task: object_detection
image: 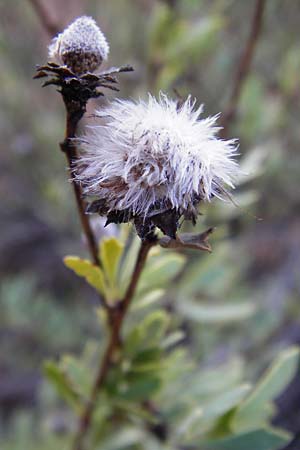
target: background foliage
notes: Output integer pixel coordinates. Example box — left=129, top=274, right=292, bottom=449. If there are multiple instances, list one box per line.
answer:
left=1, top=0, right=300, bottom=449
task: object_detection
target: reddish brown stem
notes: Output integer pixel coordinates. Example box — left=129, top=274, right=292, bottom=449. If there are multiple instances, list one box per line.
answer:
left=220, top=0, right=267, bottom=138
left=28, top=0, right=61, bottom=37
left=60, top=114, right=100, bottom=268
left=72, top=239, right=155, bottom=450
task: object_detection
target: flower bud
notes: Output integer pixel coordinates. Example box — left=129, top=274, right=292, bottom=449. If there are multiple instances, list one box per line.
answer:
left=48, top=16, right=109, bottom=74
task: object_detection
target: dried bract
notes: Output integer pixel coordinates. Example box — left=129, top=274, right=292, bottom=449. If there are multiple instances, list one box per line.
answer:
left=34, top=64, right=133, bottom=125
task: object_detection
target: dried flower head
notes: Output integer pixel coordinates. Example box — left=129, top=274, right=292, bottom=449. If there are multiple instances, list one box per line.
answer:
left=48, top=16, right=109, bottom=74
left=76, top=94, right=239, bottom=239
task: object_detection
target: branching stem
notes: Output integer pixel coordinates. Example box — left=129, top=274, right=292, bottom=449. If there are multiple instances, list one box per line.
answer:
left=72, top=239, right=155, bottom=450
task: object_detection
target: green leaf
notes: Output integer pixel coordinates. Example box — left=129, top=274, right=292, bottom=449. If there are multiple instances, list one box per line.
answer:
left=43, top=361, right=80, bottom=411
left=156, top=61, right=184, bottom=90
left=232, top=347, right=300, bottom=432
left=117, top=375, right=161, bottom=401
left=131, top=347, right=163, bottom=373
left=174, top=408, right=203, bottom=441
left=177, top=300, right=255, bottom=324
left=61, top=354, right=92, bottom=397
left=133, top=289, right=165, bottom=310
left=161, top=330, right=185, bottom=349
left=125, top=310, right=170, bottom=356
left=64, top=256, right=106, bottom=296
left=137, top=252, right=185, bottom=295
left=165, top=16, right=223, bottom=65
left=132, top=347, right=162, bottom=365
left=140, top=310, right=170, bottom=347
left=201, top=427, right=291, bottom=450
left=100, top=237, right=123, bottom=287
left=180, top=358, right=244, bottom=402
left=148, top=3, right=181, bottom=57
left=178, top=244, right=238, bottom=298
left=202, top=385, right=251, bottom=422
left=99, top=427, right=143, bottom=450
left=181, top=385, right=251, bottom=441
left=149, top=9, right=223, bottom=89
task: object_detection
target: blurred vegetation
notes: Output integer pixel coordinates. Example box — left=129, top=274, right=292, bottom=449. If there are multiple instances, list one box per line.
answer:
left=1, top=0, right=300, bottom=449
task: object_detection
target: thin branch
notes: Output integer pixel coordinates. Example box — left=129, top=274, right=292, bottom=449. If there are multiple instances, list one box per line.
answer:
left=60, top=115, right=100, bottom=268
left=220, top=0, right=267, bottom=138
left=31, top=4, right=160, bottom=445
left=34, top=67, right=134, bottom=301
left=34, top=66, right=106, bottom=272
left=72, top=239, right=155, bottom=450
left=28, top=0, right=61, bottom=37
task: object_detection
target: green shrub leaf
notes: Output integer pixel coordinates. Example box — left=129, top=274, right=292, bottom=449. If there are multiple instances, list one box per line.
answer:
left=43, top=361, right=81, bottom=411
left=64, top=256, right=106, bottom=296
left=202, top=427, right=291, bottom=450
left=99, top=237, right=123, bottom=287
left=177, top=300, right=255, bottom=324
left=231, top=347, right=300, bottom=432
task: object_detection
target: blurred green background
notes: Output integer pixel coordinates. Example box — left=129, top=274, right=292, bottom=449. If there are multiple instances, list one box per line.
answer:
left=1, top=0, right=300, bottom=449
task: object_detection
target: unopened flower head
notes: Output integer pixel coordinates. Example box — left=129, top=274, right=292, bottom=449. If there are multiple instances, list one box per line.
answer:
left=76, top=94, right=239, bottom=237
left=48, top=16, right=109, bottom=74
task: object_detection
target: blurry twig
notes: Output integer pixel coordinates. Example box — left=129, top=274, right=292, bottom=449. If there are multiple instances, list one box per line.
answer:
left=29, top=0, right=61, bottom=37
left=220, top=0, right=267, bottom=138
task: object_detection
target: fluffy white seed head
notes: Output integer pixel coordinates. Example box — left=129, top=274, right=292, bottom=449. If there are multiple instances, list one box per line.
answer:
left=76, top=94, right=239, bottom=221
left=48, top=16, right=109, bottom=74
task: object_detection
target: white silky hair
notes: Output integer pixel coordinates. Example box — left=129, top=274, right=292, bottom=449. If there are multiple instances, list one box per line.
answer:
left=48, top=16, right=109, bottom=65
left=76, top=94, right=239, bottom=217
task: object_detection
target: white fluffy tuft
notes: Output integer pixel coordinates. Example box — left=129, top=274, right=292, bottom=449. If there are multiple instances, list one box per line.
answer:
left=48, top=16, right=109, bottom=73
left=76, top=93, right=239, bottom=217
